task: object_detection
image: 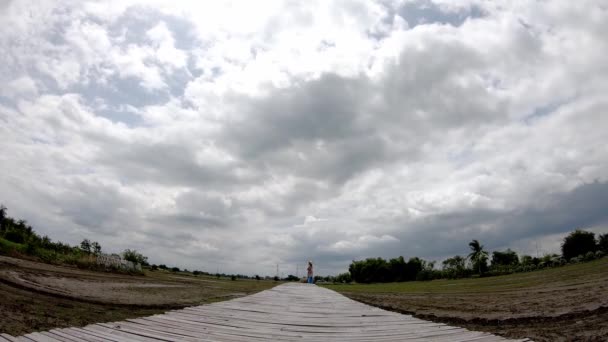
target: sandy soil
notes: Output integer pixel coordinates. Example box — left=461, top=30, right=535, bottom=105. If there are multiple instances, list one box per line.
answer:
left=0, top=255, right=275, bottom=335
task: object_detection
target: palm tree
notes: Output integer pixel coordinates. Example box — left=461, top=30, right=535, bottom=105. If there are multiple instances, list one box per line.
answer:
left=468, top=239, right=488, bottom=275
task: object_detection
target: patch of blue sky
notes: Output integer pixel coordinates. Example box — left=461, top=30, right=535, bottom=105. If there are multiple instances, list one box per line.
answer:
left=523, top=97, right=574, bottom=125
left=397, top=0, right=485, bottom=28
left=108, top=6, right=200, bottom=51
left=94, top=106, right=143, bottom=128
left=68, top=76, right=168, bottom=127
left=447, top=144, right=476, bottom=169
left=369, top=0, right=485, bottom=40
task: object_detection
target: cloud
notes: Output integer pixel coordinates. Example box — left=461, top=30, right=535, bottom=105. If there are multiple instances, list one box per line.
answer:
left=0, top=0, right=607, bottom=275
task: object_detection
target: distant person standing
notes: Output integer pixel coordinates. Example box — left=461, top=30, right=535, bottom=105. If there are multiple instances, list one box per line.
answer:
left=307, top=260, right=314, bottom=284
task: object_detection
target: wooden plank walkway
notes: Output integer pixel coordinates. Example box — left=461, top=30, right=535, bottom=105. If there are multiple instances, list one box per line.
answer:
left=7, top=283, right=532, bottom=341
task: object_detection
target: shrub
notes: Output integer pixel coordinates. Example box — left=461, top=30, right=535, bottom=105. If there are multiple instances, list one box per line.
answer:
left=4, top=230, right=25, bottom=244
left=0, top=237, right=25, bottom=255
left=415, top=269, right=437, bottom=281
left=562, top=229, right=597, bottom=260
left=570, top=256, right=583, bottom=264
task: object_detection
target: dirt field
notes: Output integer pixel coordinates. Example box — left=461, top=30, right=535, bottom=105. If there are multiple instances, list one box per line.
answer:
left=0, top=255, right=276, bottom=335
left=325, top=257, right=608, bottom=342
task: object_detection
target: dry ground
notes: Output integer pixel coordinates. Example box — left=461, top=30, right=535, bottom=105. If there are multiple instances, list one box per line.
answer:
left=325, top=257, right=608, bottom=342
left=0, top=255, right=276, bottom=335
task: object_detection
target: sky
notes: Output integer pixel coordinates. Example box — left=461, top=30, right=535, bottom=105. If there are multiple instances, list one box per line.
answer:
left=1, top=0, right=607, bottom=277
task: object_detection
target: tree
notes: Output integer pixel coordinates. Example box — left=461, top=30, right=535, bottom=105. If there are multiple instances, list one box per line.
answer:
left=0, top=205, right=6, bottom=230
left=122, top=249, right=149, bottom=265
left=442, top=255, right=467, bottom=278
left=468, top=239, right=489, bottom=275
left=285, top=275, right=299, bottom=281
left=388, top=256, right=407, bottom=282
left=491, top=249, right=519, bottom=266
left=80, top=239, right=91, bottom=253
left=598, top=233, right=608, bottom=254
left=91, top=241, right=102, bottom=256
left=561, top=229, right=597, bottom=260
left=335, top=272, right=352, bottom=283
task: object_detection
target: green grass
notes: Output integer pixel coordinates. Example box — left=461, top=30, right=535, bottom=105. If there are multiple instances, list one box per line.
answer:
left=0, top=237, right=26, bottom=254
left=323, top=257, right=608, bottom=294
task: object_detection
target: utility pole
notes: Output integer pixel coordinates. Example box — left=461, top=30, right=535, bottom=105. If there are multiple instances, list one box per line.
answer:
left=276, top=264, right=279, bottom=278
left=296, top=264, right=299, bottom=278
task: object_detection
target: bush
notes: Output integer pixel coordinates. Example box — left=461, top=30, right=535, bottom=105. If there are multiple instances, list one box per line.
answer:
left=415, top=269, right=437, bottom=281
left=4, top=230, right=25, bottom=244
left=34, top=248, right=59, bottom=264
left=570, top=256, right=583, bottom=264
left=584, top=251, right=596, bottom=261
left=0, top=237, right=25, bottom=255
left=335, top=272, right=352, bottom=283
left=562, top=229, right=597, bottom=260
left=122, top=249, right=148, bottom=266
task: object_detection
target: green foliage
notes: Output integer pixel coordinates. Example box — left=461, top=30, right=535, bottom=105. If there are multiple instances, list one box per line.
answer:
left=335, top=272, right=352, bottom=283
left=468, top=239, right=489, bottom=275
left=491, top=249, right=519, bottom=266
left=442, top=255, right=469, bottom=279
left=0, top=237, right=26, bottom=255
left=562, top=229, right=597, bottom=260
left=598, top=233, right=608, bottom=253
left=171, top=267, right=180, bottom=272
left=0, top=205, right=143, bottom=275
left=91, top=241, right=102, bottom=255
left=80, top=239, right=91, bottom=253
left=348, top=256, right=434, bottom=283
left=122, top=249, right=149, bottom=265
left=5, top=230, right=26, bottom=244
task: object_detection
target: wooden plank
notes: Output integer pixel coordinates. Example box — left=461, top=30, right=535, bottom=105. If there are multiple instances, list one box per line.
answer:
left=19, top=333, right=60, bottom=342
left=55, top=328, right=119, bottom=342
left=37, top=332, right=75, bottom=342
left=0, top=335, right=18, bottom=342
left=9, top=283, right=532, bottom=341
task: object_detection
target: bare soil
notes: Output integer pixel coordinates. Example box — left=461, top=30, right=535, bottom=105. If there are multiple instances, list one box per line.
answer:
left=0, top=255, right=275, bottom=336
left=336, top=259, right=608, bottom=341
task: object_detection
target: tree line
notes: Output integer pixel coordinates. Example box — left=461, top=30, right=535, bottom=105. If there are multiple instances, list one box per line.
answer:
left=0, top=205, right=259, bottom=280
left=0, top=205, right=148, bottom=273
left=344, top=230, right=608, bottom=283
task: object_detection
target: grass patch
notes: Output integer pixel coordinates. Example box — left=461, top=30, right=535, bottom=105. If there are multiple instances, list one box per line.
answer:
left=323, top=256, right=608, bottom=294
